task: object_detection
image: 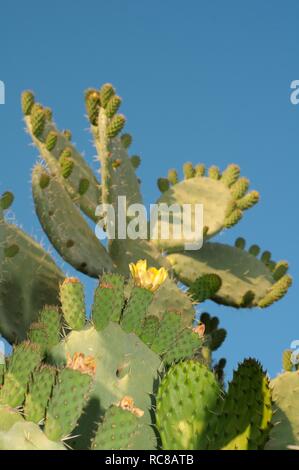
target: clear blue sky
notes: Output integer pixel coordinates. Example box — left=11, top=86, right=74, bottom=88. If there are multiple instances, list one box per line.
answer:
left=0, top=0, right=298, bottom=380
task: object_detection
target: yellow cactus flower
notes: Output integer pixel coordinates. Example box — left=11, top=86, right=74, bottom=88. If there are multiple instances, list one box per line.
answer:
left=129, top=259, right=168, bottom=292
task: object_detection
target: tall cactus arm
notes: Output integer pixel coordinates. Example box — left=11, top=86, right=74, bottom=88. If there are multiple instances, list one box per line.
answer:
left=167, top=239, right=292, bottom=308
left=22, top=91, right=100, bottom=222
left=32, top=165, right=114, bottom=278
left=0, top=216, right=64, bottom=343
left=86, top=85, right=167, bottom=275
left=153, top=163, right=259, bottom=252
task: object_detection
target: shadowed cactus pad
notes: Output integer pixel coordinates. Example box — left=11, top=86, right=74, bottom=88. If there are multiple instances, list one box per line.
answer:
left=0, top=219, right=64, bottom=343
left=208, top=358, right=272, bottom=450
left=168, top=241, right=292, bottom=308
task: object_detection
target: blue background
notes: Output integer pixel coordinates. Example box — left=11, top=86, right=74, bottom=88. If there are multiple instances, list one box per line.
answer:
left=0, top=0, right=298, bottom=380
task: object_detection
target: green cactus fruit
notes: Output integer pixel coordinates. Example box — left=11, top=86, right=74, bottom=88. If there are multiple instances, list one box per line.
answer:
left=200, top=312, right=227, bottom=351
left=157, top=177, right=170, bottom=192
left=208, top=358, right=272, bottom=450
left=167, top=168, right=178, bottom=185
left=156, top=360, right=221, bottom=450
left=230, top=177, right=250, bottom=199
left=59, top=148, right=74, bottom=179
left=0, top=191, right=14, bottom=210
left=208, top=165, right=220, bottom=180
left=168, top=241, right=292, bottom=308
left=85, top=89, right=101, bottom=125
left=266, top=371, right=299, bottom=450
left=45, top=363, right=95, bottom=442
left=91, top=404, right=150, bottom=450
left=78, top=178, right=90, bottom=195
left=261, top=250, right=271, bottom=264
left=273, top=261, right=289, bottom=281
left=235, top=237, right=246, bottom=249
left=249, top=244, right=260, bottom=256
left=224, top=208, right=243, bottom=228
left=151, top=311, right=182, bottom=354
left=106, top=114, right=126, bottom=138
left=24, top=365, right=56, bottom=424
left=31, top=106, right=46, bottom=138
left=106, top=95, right=122, bottom=118
left=0, top=342, right=42, bottom=408
left=258, top=275, right=292, bottom=308
left=32, top=165, right=113, bottom=277
left=4, top=244, right=19, bottom=258
left=121, top=133, right=132, bottom=148
left=188, top=274, right=222, bottom=303
left=50, top=322, right=161, bottom=449
left=210, top=328, right=227, bottom=351
left=267, top=260, right=276, bottom=272
left=282, top=349, right=293, bottom=372
left=183, top=162, right=195, bottom=179
left=162, top=329, right=202, bottom=365
left=0, top=220, right=64, bottom=343
left=237, top=190, right=260, bottom=210
left=221, top=164, right=240, bottom=187
left=60, top=278, right=86, bottom=331
left=44, top=107, right=53, bottom=121
left=21, top=90, right=35, bottom=115
left=0, top=421, right=65, bottom=450
left=139, top=315, right=160, bottom=346
left=195, top=163, right=205, bottom=177
left=121, top=287, right=153, bottom=335
left=130, top=155, right=141, bottom=169
left=100, top=83, right=115, bottom=108
left=39, top=171, right=50, bottom=189
left=45, top=130, right=58, bottom=151
left=92, top=274, right=125, bottom=330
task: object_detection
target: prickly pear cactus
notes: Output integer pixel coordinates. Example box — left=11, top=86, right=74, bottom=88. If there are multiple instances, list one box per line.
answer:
left=168, top=240, right=292, bottom=308
left=0, top=83, right=294, bottom=451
